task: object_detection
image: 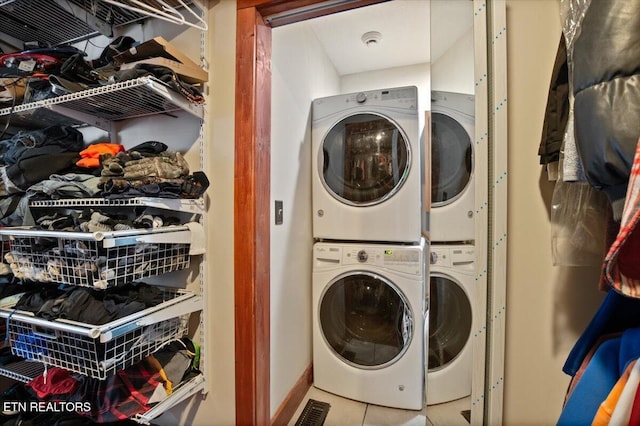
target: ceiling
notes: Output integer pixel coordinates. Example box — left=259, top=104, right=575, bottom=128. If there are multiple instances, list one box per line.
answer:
left=298, top=0, right=473, bottom=76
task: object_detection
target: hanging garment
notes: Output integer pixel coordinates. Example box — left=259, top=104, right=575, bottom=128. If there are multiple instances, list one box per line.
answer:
left=563, top=290, right=640, bottom=376
left=558, top=328, right=640, bottom=425
left=565, top=333, right=621, bottom=405
left=539, top=35, right=569, bottom=166
left=628, top=381, right=640, bottom=424
left=592, top=359, right=636, bottom=425
left=608, top=358, right=640, bottom=425
left=559, top=336, right=625, bottom=426
left=570, top=0, right=640, bottom=220
left=603, top=138, right=640, bottom=297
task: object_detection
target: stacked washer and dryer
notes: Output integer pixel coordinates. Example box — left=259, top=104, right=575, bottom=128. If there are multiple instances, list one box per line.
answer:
left=311, top=86, right=427, bottom=410
left=427, top=90, right=477, bottom=405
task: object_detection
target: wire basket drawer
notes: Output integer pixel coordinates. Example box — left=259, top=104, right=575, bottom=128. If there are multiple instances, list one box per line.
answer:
left=1, top=227, right=193, bottom=289
left=2, top=289, right=201, bottom=380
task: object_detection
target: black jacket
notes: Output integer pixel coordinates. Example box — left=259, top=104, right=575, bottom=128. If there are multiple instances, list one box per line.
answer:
left=539, top=35, right=569, bottom=166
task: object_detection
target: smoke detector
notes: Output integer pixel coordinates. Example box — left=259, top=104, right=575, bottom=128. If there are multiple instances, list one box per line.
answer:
left=361, top=31, right=382, bottom=47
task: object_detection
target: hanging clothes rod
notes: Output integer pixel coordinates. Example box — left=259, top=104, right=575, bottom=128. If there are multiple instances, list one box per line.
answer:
left=101, top=0, right=208, bottom=31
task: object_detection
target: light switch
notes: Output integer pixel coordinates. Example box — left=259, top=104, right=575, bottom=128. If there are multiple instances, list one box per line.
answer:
left=275, top=200, right=283, bottom=225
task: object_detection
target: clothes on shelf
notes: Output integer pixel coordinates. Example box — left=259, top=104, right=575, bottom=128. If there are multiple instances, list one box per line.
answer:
left=0, top=7, right=207, bottom=424
left=0, top=36, right=205, bottom=107
left=4, top=233, right=190, bottom=287
left=10, top=282, right=165, bottom=325
left=0, top=125, right=209, bottom=228
left=0, top=338, right=199, bottom=425
left=33, top=209, right=180, bottom=232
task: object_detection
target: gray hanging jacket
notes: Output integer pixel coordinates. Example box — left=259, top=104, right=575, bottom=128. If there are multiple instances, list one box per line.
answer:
left=572, top=0, right=640, bottom=219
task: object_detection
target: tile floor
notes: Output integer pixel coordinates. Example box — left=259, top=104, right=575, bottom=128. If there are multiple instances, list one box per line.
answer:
left=289, top=386, right=471, bottom=426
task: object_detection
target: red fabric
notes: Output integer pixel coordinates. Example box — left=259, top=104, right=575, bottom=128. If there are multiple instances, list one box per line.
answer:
left=618, top=226, right=640, bottom=280
left=27, top=367, right=79, bottom=399
left=72, top=356, right=164, bottom=422
left=29, top=357, right=164, bottom=422
left=76, top=143, right=124, bottom=168
left=628, top=379, right=640, bottom=425
left=604, top=137, right=640, bottom=297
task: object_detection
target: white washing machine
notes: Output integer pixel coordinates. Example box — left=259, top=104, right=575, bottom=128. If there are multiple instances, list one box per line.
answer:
left=312, top=86, right=422, bottom=243
left=426, top=244, right=476, bottom=405
left=312, top=239, right=427, bottom=410
left=430, top=91, right=475, bottom=243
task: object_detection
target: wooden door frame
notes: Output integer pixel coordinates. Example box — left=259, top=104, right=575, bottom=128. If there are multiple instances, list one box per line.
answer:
left=234, top=1, right=388, bottom=424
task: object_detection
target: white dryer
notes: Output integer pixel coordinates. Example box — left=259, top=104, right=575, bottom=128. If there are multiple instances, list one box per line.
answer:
left=312, top=239, right=427, bottom=410
left=430, top=91, right=475, bottom=243
left=312, top=86, right=422, bottom=243
left=426, top=244, right=476, bottom=405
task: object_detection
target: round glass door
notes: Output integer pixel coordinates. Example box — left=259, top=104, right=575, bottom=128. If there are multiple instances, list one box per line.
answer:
left=319, top=272, right=413, bottom=369
left=428, top=274, right=472, bottom=371
left=431, top=112, right=472, bottom=205
left=321, top=113, right=410, bottom=206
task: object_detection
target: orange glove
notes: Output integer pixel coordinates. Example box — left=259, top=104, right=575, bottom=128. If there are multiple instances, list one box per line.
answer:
left=76, top=143, right=125, bottom=168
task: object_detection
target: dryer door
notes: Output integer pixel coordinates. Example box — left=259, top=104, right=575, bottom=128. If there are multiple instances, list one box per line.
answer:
left=321, top=113, right=410, bottom=206
left=319, top=272, right=413, bottom=369
left=431, top=112, right=473, bottom=206
left=428, top=273, right=472, bottom=371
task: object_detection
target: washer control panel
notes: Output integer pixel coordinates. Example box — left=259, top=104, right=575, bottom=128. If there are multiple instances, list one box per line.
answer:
left=430, top=246, right=475, bottom=271
left=314, top=243, right=426, bottom=276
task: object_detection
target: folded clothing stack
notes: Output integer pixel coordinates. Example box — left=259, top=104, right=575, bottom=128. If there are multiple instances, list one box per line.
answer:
left=97, top=141, right=209, bottom=199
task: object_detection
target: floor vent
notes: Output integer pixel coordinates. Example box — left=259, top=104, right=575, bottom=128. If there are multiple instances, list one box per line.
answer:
left=295, top=399, right=331, bottom=426
left=461, top=409, right=471, bottom=423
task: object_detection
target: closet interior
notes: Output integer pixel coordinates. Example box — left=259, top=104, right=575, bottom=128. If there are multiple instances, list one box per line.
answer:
left=0, top=1, right=208, bottom=423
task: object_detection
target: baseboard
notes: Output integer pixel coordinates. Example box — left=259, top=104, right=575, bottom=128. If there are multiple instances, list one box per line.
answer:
left=271, top=363, right=313, bottom=426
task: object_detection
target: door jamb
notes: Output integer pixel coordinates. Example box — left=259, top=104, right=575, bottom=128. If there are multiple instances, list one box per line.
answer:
left=234, top=1, right=388, bottom=424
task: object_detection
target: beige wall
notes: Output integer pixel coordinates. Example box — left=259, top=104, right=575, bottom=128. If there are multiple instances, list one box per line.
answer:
left=195, top=1, right=237, bottom=424
left=504, top=1, right=606, bottom=424
left=155, top=1, right=237, bottom=425
left=270, top=22, right=340, bottom=416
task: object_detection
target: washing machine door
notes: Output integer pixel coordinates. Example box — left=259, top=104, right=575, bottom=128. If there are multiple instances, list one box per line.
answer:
left=431, top=112, right=473, bottom=206
left=321, top=113, right=410, bottom=206
left=319, top=272, right=413, bottom=369
left=428, top=274, right=472, bottom=371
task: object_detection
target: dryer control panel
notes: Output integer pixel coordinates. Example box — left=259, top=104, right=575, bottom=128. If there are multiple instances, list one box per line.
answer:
left=312, top=86, right=418, bottom=118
